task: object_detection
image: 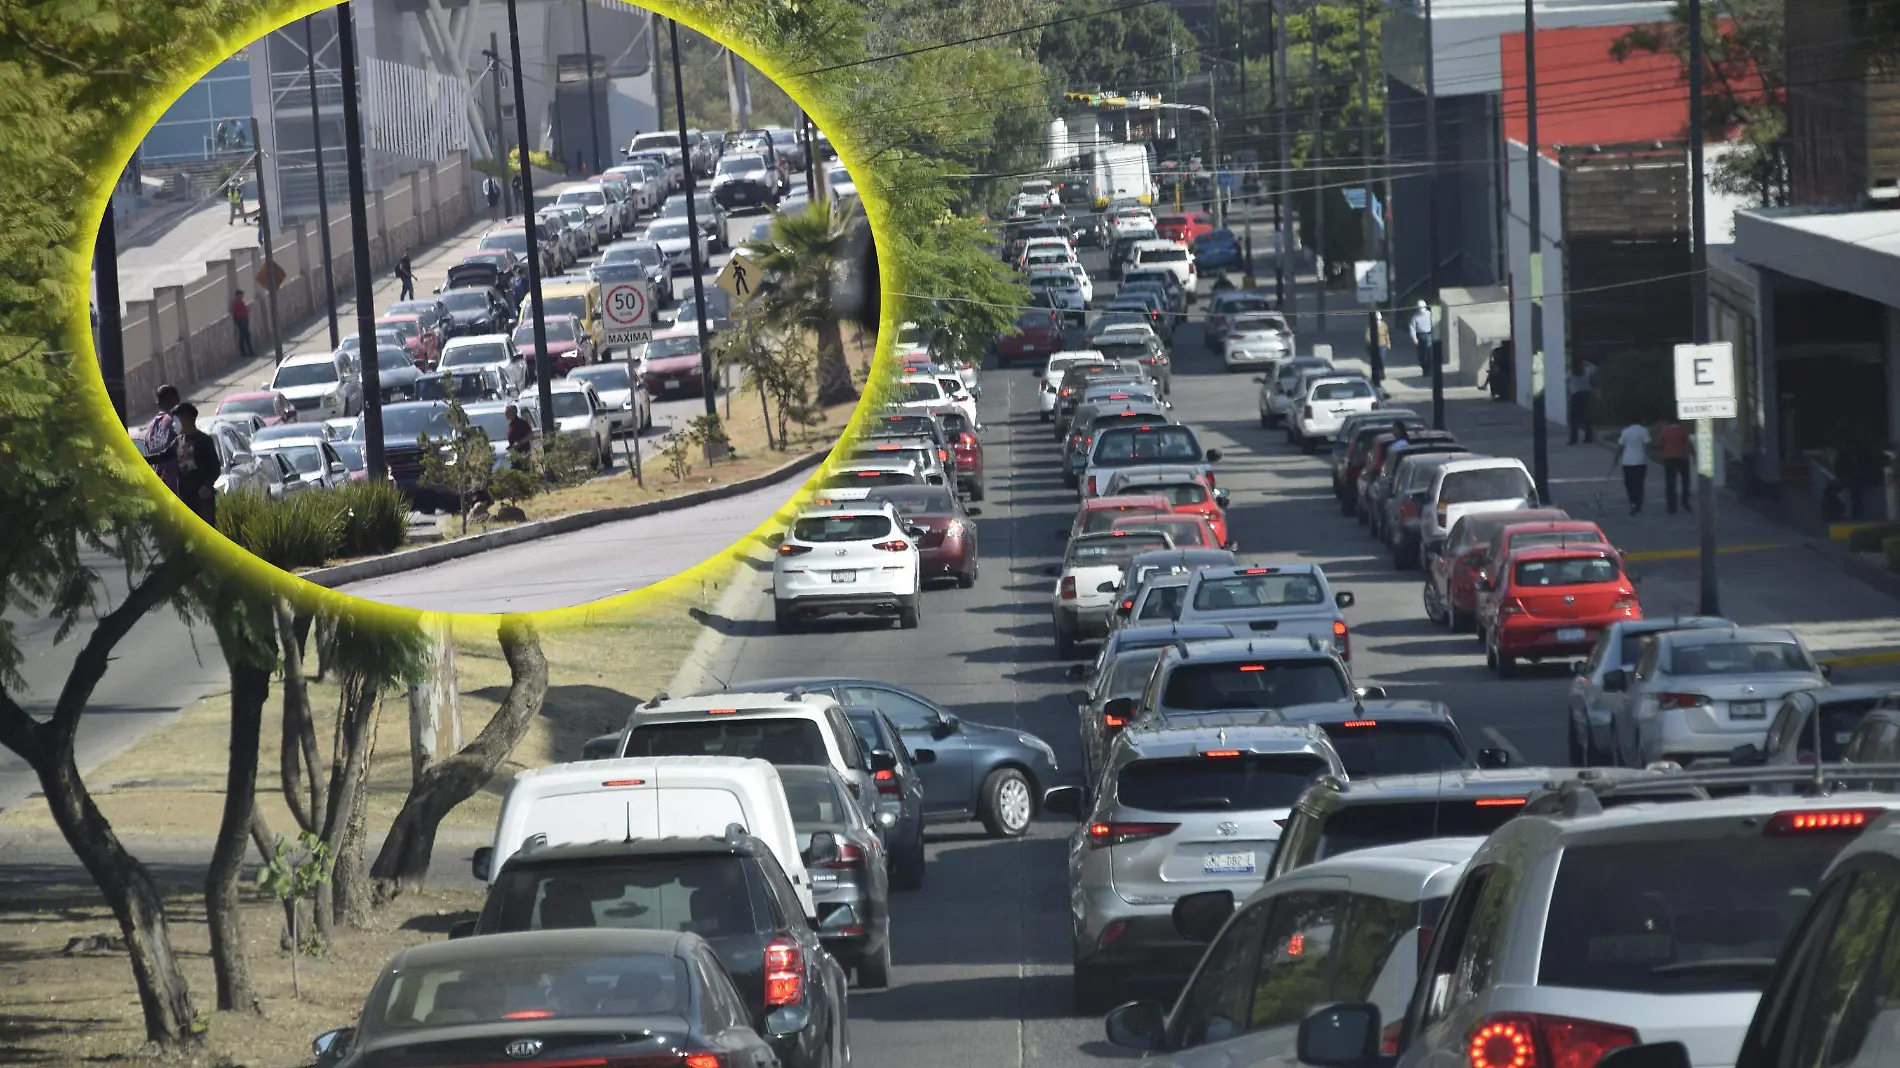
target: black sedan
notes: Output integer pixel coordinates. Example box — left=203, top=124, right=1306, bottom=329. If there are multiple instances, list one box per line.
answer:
left=312, top=928, right=790, bottom=1067
left=436, top=284, right=515, bottom=336
left=699, top=677, right=1060, bottom=838
left=842, top=705, right=929, bottom=890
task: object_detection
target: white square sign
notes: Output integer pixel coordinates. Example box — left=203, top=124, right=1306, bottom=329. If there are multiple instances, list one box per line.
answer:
left=1674, top=342, right=1736, bottom=420
left=1354, top=260, right=1388, bottom=305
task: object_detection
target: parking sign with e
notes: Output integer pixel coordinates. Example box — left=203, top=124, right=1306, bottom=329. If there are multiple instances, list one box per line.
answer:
left=1673, top=342, right=1736, bottom=420
left=603, top=280, right=652, bottom=348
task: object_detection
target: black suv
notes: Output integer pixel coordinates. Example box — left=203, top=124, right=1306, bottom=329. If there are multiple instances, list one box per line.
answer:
left=457, top=830, right=851, bottom=1068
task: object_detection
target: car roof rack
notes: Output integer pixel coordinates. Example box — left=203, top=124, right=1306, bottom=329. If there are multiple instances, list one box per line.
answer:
left=642, top=692, right=668, bottom=709
left=1529, top=762, right=1900, bottom=807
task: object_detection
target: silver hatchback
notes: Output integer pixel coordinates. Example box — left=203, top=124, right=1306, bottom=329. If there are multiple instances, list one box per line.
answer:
left=1043, top=717, right=1346, bottom=1013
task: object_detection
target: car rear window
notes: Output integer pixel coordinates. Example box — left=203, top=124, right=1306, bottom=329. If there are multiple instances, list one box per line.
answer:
left=1512, top=556, right=1621, bottom=586
left=370, top=950, right=693, bottom=1028
left=1670, top=641, right=1814, bottom=676
left=824, top=470, right=919, bottom=487
left=486, top=856, right=758, bottom=937
left=891, top=381, right=944, bottom=404
left=1107, top=648, right=1165, bottom=695
left=1538, top=836, right=1850, bottom=993
left=1139, top=248, right=1189, bottom=263
left=1122, top=481, right=1209, bottom=506
left=1070, top=534, right=1173, bottom=566
left=622, top=718, right=831, bottom=766
left=1093, top=426, right=1202, bottom=465
left=1193, top=573, right=1325, bottom=610
left=1804, top=701, right=1882, bottom=760
left=1095, top=342, right=1151, bottom=363
left=793, top=514, right=894, bottom=542
left=1161, top=660, right=1352, bottom=710
left=1082, top=506, right=1167, bottom=535
left=1121, top=516, right=1210, bottom=546
left=1316, top=798, right=1529, bottom=860
left=1118, top=754, right=1330, bottom=812
left=1219, top=298, right=1273, bottom=316
left=1508, top=530, right=1605, bottom=554
left=1312, top=380, right=1374, bottom=401
left=1136, top=585, right=1187, bottom=621
left=1317, top=722, right=1470, bottom=778
left=1440, top=468, right=1535, bottom=504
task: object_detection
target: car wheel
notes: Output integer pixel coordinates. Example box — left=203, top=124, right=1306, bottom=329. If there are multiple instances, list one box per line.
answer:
left=1300, top=435, right=1318, bottom=455
left=1392, top=538, right=1416, bottom=571
left=1447, top=602, right=1472, bottom=633
left=957, top=562, right=977, bottom=589
left=1072, top=962, right=1123, bottom=1015
left=897, top=593, right=921, bottom=630
left=1259, top=406, right=1271, bottom=429
left=773, top=600, right=799, bottom=633
left=1339, top=491, right=1356, bottom=517
left=979, top=767, right=1034, bottom=837
left=891, top=828, right=926, bottom=891
left=1494, top=636, right=1518, bottom=678
left=1422, top=581, right=1446, bottom=624
left=1039, top=410, right=1051, bottom=422
left=856, top=937, right=892, bottom=990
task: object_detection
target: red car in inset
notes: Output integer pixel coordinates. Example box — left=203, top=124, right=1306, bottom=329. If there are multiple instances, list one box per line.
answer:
left=215, top=390, right=298, bottom=426
left=996, top=308, right=1064, bottom=367
left=1110, top=512, right=1222, bottom=550
left=1067, top=493, right=1173, bottom=543
left=931, top=406, right=986, bottom=502
left=1425, top=507, right=1570, bottom=632
left=1155, top=211, right=1216, bottom=246
left=512, top=314, right=591, bottom=377
left=1476, top=544, right=1642, bottom=677
left=377, top=314, right=439, bottom=369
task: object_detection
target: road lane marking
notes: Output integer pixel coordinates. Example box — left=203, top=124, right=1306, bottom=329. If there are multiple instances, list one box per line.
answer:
left=1819, top=649, right=1900, bottom=670
left=1620, top=542, right=1786, bottom=563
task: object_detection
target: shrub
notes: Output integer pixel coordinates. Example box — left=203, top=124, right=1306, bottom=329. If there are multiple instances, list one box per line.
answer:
left=216, top=489, right=342, bottom=570
left=1883, top=535, right=1900, bottom=572
left=332, top=480, right=408, bottom=557
left=1593, top=349, right=1676, bottom=428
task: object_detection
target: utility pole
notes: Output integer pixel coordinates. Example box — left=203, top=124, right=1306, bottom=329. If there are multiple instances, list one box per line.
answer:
left=303, top=15, right=340, bottom=349
left=668, top=17, right=722, bottom=431
left=336, top=0, right=385, bottom=480
left=249, top=116, right=286, bottom=366
left=1310, top=0, right=1326, bottom=333
left=578, top=0, right=604, bottom=174
left=802, top=112, right=817, bottom=202
left=1689, top=0, right=1719, bottom=613
left=94, top=204, right=127, bottom=422
left=489, top=32, right=513, bottom=218
left=1237, top=0, right=1256, bottom=286
left=505, top=0, right=557, bottom=439
left=1425, top=0, right=1444, bottom=426
left=1358, top=0, right=1373, bottom=270
left=1275, top=0, right=1291, bottom=312
left=1525, top=0, right=1549, bottom=500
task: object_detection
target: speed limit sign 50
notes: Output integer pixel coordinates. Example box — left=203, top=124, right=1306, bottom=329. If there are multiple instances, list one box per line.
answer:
left=603, top=280, right=652, bottom=347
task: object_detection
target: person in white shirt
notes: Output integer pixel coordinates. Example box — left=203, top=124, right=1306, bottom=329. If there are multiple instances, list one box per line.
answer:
left=1409, top=300, right=1434, bottom=373
left=1609, top=420, right=1653, bottom=516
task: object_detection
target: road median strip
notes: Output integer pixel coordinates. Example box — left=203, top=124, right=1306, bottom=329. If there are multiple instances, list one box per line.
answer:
left=1621, top=542, right=1788, bottom=563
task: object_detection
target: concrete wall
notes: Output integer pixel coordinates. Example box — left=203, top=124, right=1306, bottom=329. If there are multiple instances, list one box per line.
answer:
left=121, top=151, right=475, bottom=416
left=1505, top=140, right=1567, bottom=416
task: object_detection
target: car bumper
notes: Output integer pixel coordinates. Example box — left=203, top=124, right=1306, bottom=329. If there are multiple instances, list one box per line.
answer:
left=1495, top=619, right=1617, bottom=658
left=643, top=370, right=704, bottom=396
left=1224, top=349, right=1284, bottom=365
left=1074, top=885, right=1206, bottom=972
left=1056, top=603, right=1113, bottom=638
left=1650, top=710, right=1772, bottom=762
left=920, top=541, right=975, bottom=577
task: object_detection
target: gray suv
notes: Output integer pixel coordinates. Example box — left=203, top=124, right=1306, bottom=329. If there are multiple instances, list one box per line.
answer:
left=1044, top=716, right=1346, bottom=1013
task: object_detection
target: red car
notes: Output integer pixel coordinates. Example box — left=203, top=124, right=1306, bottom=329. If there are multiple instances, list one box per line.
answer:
left=376, top=314, right=439, bottom=369
left=1155, top=211, right=1216, bottom=245
left=931, top=406, right=986, bottom=501
left=996, top=308, right=1064, bottom=367
left=513, top=314, right=591, bottom=377
left=215, top=390, right=298, bottom=426
left=1109, top=471, right=1232, bottom=550
left=1068, top=493, right=1173, bottom=543
left=1476, top=544, right=1642, bottom=677
left=642, top=329, right=706, bottom=397
left=1425, top=507, right=1570, bottom=632
left=1110, top=512, right=1222, bottom=550
left=869, top=484, right=979, bottom=588
left=1475, top=519, right=1615, bottom=585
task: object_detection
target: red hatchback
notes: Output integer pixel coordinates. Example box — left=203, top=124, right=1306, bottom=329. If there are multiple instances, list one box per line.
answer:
left=1110, top=512, right=1222, bottom=550
left=932, top=407, right=986, bottom=501
left=215, top=390, right=298, bottom=427
left=377, top=314, right=440, bottom=369
left=866, top=484, right=979, bottom=588
left=997, top=308, right=1065, bottom=367
left=1067, top=493, right=1173, bottom=543
left=1477, top=545, right=1642, bottom=677
left=1107, top=471, right=1231, bottom=550
left=1155, top=211, right=1216, bottom=245
left=1425, top=507, right=1571, bottom=632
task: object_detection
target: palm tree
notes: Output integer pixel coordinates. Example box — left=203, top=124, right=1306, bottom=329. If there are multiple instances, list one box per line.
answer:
left=743, top=202, right=859, bottom=407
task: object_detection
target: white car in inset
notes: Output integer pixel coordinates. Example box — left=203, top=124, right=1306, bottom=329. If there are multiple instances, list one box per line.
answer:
left=1047, top=529, right=1177, bottom=658
left=543, top=378, right=615, bottom=470
left=565, top=362, right=650, bottom=435
left=264, top=351, right=360, bottom=421
left=773, top=501, right=923, bottom=631
left=1292, top=374, right=1382, bottom=451
left=1223, top=312, right=1294, bottom=371
left=905, top=373, right=976, bottom=428
left=1038, top=350, right=1107, bottom=421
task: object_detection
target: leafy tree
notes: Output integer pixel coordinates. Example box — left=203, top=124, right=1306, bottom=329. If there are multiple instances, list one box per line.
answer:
left=744, top=202, right=859, bottom=406
left=1037, top=0, right=1201, bottom=96
left=416, top=392, right=498, bottom=536
left=255, top=832, right=330, bottom=999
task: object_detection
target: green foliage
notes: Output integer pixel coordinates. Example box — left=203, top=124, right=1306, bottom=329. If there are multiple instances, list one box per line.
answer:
left=214, top=482, right=407, bottom=569
left=1594, top=350, right=1678, bottom=428
left=472, top=148, right=562, bottom=178
left=417, top=393, right=497, bottom=535
left=1037, top=0, right=1201, bottom=97
left=722, top=305, right=820, bottom=449
left=536, top=426, right=595, bottom=488
left=661, top=426, right=697, bottom=482
left=256, top=831, right=331, bottom=994
left=1850, top=524, right=1900, bottom=552
left=742, top=201, right=858, bottom=405
left=332, top=480, right=409, bottom=556
left=655, top=23, right=801, bottom=134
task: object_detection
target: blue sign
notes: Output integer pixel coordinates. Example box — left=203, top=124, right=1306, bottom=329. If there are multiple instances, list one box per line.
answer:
left=1218, top=170, right=1239, bottom=189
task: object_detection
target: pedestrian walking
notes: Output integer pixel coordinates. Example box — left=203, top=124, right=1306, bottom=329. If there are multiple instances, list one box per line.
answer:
left=1566, top=359, right=1598, bottom=444
left=505, top=404, right=533, bottom=457
left=143, top=384, right=183, bottom=492
left=227, top=181, right=244, bottom=225
left=1659, top=419, right=1694, bottom=514
left=231, top=288, right=255, bottom=361
left=512, top=172, right=526, bottom=210
left=1408, top=300, right=1434, bottom=374
left=1610, top=419, right=1653, bottom=516
left=172, top=402, right=221, bottom=524
left=1365, top=310, right=1389, bottom=387
left=395, top=250, right=415, bottom=301
left=483, top=174, right=502, bottom=221
left=1482, top=340, right=1514, bottom=401
left=511, top=271, right=530, bottom=312
left=1847, top=437, right=1885, bottom=521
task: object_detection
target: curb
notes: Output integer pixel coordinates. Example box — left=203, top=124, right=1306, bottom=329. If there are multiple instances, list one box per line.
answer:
left=300, top=446, right=832, bottom=589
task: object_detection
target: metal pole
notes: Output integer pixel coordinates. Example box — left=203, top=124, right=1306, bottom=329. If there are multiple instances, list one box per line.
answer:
left=1275, top=0, right=1291, bottom=311
left=1211, top=114, right=1223, bottom=230
left=94, top=203, right=127, bottom=422
left=668, top=18, right=720, bottom=425
left=1525, top=0, right=1549, bottom=500
left=1238, top=0, right=1255, bottom=285
left=490, top=32, right=513, bottom=218
left=801, top=110, right=817, bottom=202
left=1425, top=0, right=1444, bottom=426
left=580, top=0, right=604, bottom=174
left=336, top=0, right=386, bottom=480
left=250, top=117, right=287, bottom=367
left=1689, top=0, right=1719, bottom=613
left=1309, top=0, right=1326, bottom=335
left=304, top=15, right=340, bottom=350
left=506, top=0, right=557, bottom=441
left=1358, top=0, right=1372, bottom=266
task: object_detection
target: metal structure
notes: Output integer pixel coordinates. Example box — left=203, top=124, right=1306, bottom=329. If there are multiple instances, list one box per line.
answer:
left=337, top=0, right=387, bottom=480
left=667, top=16, right=719, bottom=423
left=505, top=0, right=558, bottom=439
left=302, top=14, right=341, bottom=350
left=1525, top=0, right=1549, bottom=501
left=1689, top=0, right=1719, bottom=614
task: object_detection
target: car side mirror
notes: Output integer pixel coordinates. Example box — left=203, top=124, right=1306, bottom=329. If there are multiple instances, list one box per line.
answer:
left=1172, top=889, right=1236, bottom=943
left=804, top=831, right=839, bottom=865
left=329, top=462, right=346, bottom=475
left=471, top=846, right=493, bottom=882
left=912, top=748, right=937, bottom=765
left=1103, top=696, right=1136, bottom=723
left=1097, top=580, right=1120, bottom=593
left=1730, top=742, right=1764, bottom=766
left=312, top=1028, right=355, bottom=1063
left=1573, top=660, right=1589, bottom=676
left=1335, top=591, right=1355, bottom=609
left=1296, top=1004, right=1383, bottom=1068
left=1821, top=663, right=1835, bottom=680
left=965, top=506, right=983, bottom=516
left=905, top=524, right=929, bottom=539
left=1355, top=685, right=1387, bottom=700
left=932, top=715, right=960, bottom=739
left=1596, top=1044, right=1693, bottom=1068
left=447, top=918, right=477, bottom=940
left=1105, top=1001, right=1168, bottom=1051
left=1042, top=784, right=1085, bottom=819
left=1602, top=669, right=1629, bottom=693
left=1206, top=448, right=1223, bottom=462
left=228, top=451, right=253, bottom=469
left=870, top=750, right=898, bottom=774
left=1477, top=747, right=1513, bottom=768
left=765, top=1005, right=809, bottom=1038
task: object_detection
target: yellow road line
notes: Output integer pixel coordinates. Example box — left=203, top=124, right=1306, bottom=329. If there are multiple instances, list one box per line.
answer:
left=1621, top=542, right=1787, bottom=563
left=1819, top=649, right=1900, bottom=670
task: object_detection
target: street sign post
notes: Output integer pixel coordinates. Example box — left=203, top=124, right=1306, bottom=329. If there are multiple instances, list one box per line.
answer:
left=715, top=255, right=755, bottom=302
left=1673, top=342, right=1736, bottom=419
left=603, top=279, right=652, bottom=349
left=1354, top=260, right=1387, bottom=305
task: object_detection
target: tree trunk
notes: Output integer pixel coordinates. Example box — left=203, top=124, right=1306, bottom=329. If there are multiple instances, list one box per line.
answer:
left=276, top=602, right=324, bottom=836
left=756, top=376, right=777, bottom=450
left=332, top=683, right=382, bottom=928
left=814, top=316, right=856, bottom=407
left=372, top=617, right=549, bottom=894
left=206, top=659, right=268, bottom=1013
left=322, top=674, right=382, bottom=929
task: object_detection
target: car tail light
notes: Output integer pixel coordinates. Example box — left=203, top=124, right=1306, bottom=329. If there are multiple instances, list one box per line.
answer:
left=938, top=448, right=950, bottom=463
left=1611, top=596, right=1638, bottom=610
left=959, top=432, right=978, bottom=447
left=875, top=769, right=901, bottom=797
left=1655, top=692, right=1709, bottom=709
left=1765, top=808, right=1885, bottom=835
left=1341, top=720, right=1377, bottom=728
left=818, top=842, right=866, bottom=869
left=779, top=543, right=812, bottom=556
left=872, top=540, right=909, bottom=552
left=1104, top=709, right=1129, bottom=729
left=682, top=1056, right=727, bottom=1068
left=1060, top=576, right=1077, bottom=600
left=1333, top=619, right=1349, bottom=659
left=1087, top=475, right=1097, bottom=495
left=764, top=939, right=803, bottom=1006
left=1303, top=404, right=1314, bottom=420
left=944, top=520, right=965, bottom=538
left=1119, top=599, right=1135, bottom=612
left=1085, top=821, right=1178, bottom=847
left=1466, top=1014, right=1639, bottom=1068
left=1203, top=749, right=1242, bottom=757
left=1400, top=498, right=1420, bottom=520
left=1435, top=504, right=1448, bottom=527
left=1499, top=598, right=1526, bottom=616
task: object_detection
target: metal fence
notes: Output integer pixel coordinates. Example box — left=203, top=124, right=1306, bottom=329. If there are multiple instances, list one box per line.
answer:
left=364, top=56, right=469, bottom=163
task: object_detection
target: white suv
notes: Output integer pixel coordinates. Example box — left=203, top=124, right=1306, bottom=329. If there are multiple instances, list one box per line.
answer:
left=774, top=502, right=924, bottom=631
left=1131, top=239, right=1198, bottom=301
left=1292, top=374, right=1381, bottom=452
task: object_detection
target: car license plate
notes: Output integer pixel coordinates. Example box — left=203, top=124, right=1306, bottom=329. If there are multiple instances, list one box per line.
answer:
left=1203, top=851, right=1255, bottom=875
left=665, top=379, right=681, bottom=389
left=831, top=570, right=856, bottom=583
left=1730, top=701, right=1765, bottom=719
left=1556, top=627, right=1586, bottom=642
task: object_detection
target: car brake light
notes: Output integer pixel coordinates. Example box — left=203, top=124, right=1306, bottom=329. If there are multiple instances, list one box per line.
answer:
left=1765, top=808, right=1885, bottom=835
left=1655, top=692, right=1709, bottom=709
left=876, top=770, right=902, bottom=797
left=1436, top=504, right=1448, bottom=526
left=706, top=708, right=738, bottom=715
left=1119, top=599, right=1135, bottom=612
left=1060, top=576, right=1077, bottom=599
left=1303, top=404, right=1314, bottom=420
left=1341, top=720, right=1377, bottom=728
left=1105, top=710, right=1129, bottom=729
left=1467, top=1014, right=1639, bottom=1068
left=1203, top=749, right=1242, bottom=757
left=1611, top=596, right=1638, bottom=610
left=1383, top=1020, right=1405, bottom=1055
left=819, top=842, right=866, bottom=869
left=1333, top=619, right=1349, bottom=659
left=1474, top=797, right=1527, bottom=807
left=1239, top=567, right=1279, bottom=575
left=872, top=540, right=909, bottom=552
left=684, top=1055, right=727, bottom=1068
left=778, top=542, right=811, bottom=559
left=600, top=779, right=647, bottom=787
left=959, top=432, right=978, bottom=447
left=1087, top=476, right=1097, bottom=495
left=764, top=938, right=803, bottom=1006
left=1085, top=821, right=1178, bottom=847
left=1499, top=598, right=1527, bottom=616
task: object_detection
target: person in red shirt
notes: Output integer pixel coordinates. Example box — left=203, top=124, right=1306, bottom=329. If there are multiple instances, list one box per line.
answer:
left=1659, top=420, right=1693, bottom=514
left=231, top=289, right=255, bottom=361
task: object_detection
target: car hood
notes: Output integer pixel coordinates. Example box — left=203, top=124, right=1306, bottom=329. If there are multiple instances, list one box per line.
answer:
left=593, top=387, right=634, bottom=407
left=647, top=354, right=702, bottom=374
left=379, top=365, right=421, bottom=385
left=554, top=414, right=595, bottom=433
left=273, top=382, right=339, bottom=399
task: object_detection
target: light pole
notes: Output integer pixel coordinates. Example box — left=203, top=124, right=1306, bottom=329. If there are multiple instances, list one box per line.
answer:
left=1275, top=0, right=1291, bottom=313
left=1425, top=0, right=1444, bottom=426
left=1310, top=0, right=1326, bottom=332
left=489, top=32, right=512, bottom=218
left=504, top=0, right=557, bottom=439
left=94, top=203, right=127, bottom=422
left=303, top=14, right=340, bottom=350
left=667, top=17, right=721, bottom=426
left=336, top=0, right=385, bottom=480
left=1237, top=0, right=1255, bottom=285
left=249, top=116, right=286, bottom=366
left=578, top=0, right=604, bottom=173
left=1689, top=0, right=1719, bottom=613
left=1525, top=0, right=1549, bottom=500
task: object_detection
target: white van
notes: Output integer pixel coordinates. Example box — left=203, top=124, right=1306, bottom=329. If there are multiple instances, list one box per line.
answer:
left=477, top=754, right=817, bottom=917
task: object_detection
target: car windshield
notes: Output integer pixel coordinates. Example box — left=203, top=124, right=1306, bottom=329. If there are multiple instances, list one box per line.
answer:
left=1139, top=248, right=1189, bottom=263
left=380, top=321, right=418, bottom=340
left=1318, top=722, right=1469, bottom=777
left=1095, top=342, right=1151, bottom=363
left=1017, top=311, right=1055, bottom=330
left=537, top=296, right=589, bottom=321
left=1808, top=701, right=1882, bottom=760
left=440, top=290, right=492, bottom=310
left=720, top=157, right=765, bottom=175
left=479, top=231, right=528, bottom=254
left=782, top=775, right=854, bottom=827
left=367, top=950, right=692, bottom=1029
left=1069, top=534, right=1171, bottom=567
left=551, top=393, right=594, bottom=419
left=1441, top=468, right=1536, bottom=504
left=377, top=350, right=412, bottom=372
left=1125, top=517, right=1210, bottom=546
left=865, top=488, right=957, bottom=516
left=1093, top=426, right=1202, bottom=465
left=602, top=245, right=663, bottom=266
left=1234, top=315, right=1286, bottom=333
left=793, top=514, right=895, bottom=542
left=1136, top=584, right=1188, bottom=620
left=379, top=406, right=453, bottom=437
left=1118, top=755, right=1330, bottom=812
left=571, top=365, right=630, bottom=391
left=647, top=336, right=700, bottom=359
left=461, top=411, right=512, bottom=439
left=1513, top=556, right=1621, bottom=586
left=590, top=265, right=648, bottom=286
left=442, top=344, right=510, bottom=367
left=1538, top=836, right=1850, bottom=994
left=891, top=381, right=944, bottom=404
left=870, top=415, right=939, bottom=439
left=1081, top=506, right=1166, bottom=536
left=1193, top=573, right=1326, bottom=610
left=261, top=444, right=326, bottom=474
left=516, top=320, right=577, bottom=344
left=650, top=223, right=690, bottom=241
left=332, top=442, right=365, bottom=470
left=219, top=396, right=278, bottom=417
left=1161, top=660, right=1351, bottom=710
left=1315, top=799, right=1527, bottom=861
left=824, top=470, right=919, bottom=487
left=622, top=719, right=830, bottom=766
left=1312, top=380, right=1374, bottom=401
left=417, top=374, right=493, bottom=401
left=559, top=189, right=605, bottom=207
left=1670, top=641, right=1815, bottom=676
left=852, top=446, right=930, bottom=469
left=271, top=362, right=338, bottom=388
